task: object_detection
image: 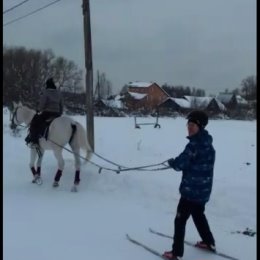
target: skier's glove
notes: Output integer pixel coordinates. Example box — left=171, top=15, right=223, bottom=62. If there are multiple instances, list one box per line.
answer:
left=168, top=158, right=175, bottom=168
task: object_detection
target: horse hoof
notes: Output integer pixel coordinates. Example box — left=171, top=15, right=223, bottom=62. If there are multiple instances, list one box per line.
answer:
left=53, top=181, right=59, bottom=187
left=35, top=177, right=43, bottom=185
left=32, top=175, right=42, bottom=185
left=71, top=185, right=78, bottom=192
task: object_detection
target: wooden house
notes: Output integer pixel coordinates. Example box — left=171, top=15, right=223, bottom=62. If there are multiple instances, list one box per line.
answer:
left=123, top=81, right=170, bottom=110
left=158, top=97, right=190, bottom=113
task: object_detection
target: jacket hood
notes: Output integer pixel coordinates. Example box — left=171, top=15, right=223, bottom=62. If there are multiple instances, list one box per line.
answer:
left=187, top=129, right=213, bottom=145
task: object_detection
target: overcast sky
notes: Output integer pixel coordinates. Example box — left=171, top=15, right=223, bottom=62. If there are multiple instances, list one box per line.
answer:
left=3, top=0, right=256, bottom=95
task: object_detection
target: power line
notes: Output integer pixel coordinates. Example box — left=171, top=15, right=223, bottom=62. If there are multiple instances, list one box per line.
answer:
left=3, top=0, right=30, bottom=14
left=3, top=0, right=62, bottom=27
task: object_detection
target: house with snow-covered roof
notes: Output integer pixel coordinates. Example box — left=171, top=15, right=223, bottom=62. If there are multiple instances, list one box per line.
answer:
left=183, top=95, right=226, bottom=112
left=158, top=97, right=190, bottom=113
left=158, top=95, right=226, bottom=114
left=216, top=93, right=248, bottom=110
left=94, top=98, right=126, bottom=116
left=123, top=81, right=170, bottom=110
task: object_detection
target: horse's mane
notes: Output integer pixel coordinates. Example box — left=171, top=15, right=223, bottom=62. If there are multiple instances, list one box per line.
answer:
left=18, top=105, right=36, bottom=122
left=22, top=105, right=35, bottom=114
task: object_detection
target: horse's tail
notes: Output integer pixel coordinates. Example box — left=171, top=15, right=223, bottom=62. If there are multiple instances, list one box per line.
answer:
left=73, top=122, right=93, bottom=162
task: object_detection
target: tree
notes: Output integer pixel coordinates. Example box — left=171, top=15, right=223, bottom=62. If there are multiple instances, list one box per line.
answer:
left=94, top=70, right=113, bottom=99
left=161, top=84, right=204, bottom=98
left=119, top=84, right=129, bottom=95
left=52, top=56, right=83, bottom=93
left=232, top=88, right=241, bottom=95
left=193, top=88, right=205, bottom=97
left=240, top=75, right=256, bottom=100
left=3, top=46, right=83, bottom=107
left=161, top=84, right=175, bottom=96
left=224, top=88, right=229, bottom=93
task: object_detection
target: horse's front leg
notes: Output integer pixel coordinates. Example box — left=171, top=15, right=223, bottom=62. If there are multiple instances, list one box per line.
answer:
left=29, top=148, right=39, bottom=182
left=52, top=149, right=65, bottom=188
left=30, top=148, right=43, bottom=185
left=34, top=148, right=44, bottom=185
left=36, top=148, right=44, bottom=174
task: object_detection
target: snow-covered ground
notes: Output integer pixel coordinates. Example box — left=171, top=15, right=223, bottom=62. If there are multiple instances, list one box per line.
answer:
left=3, top=108, right=256, bottom=260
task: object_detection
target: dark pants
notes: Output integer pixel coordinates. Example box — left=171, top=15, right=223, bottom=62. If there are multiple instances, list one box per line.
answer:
left=172, top=197, right=215, bottom=257
left=26, top=111, right=60, bottom=144
left=38, top=111, right=61, bottom=122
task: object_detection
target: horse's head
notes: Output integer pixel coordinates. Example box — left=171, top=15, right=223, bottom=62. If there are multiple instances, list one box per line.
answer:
left=9, top=101, right=32, bottom=130
left=10, top=102, right=22, bottom=130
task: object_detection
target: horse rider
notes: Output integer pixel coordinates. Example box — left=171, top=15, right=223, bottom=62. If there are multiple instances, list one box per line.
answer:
left=25, top=78, right=64, bottom=147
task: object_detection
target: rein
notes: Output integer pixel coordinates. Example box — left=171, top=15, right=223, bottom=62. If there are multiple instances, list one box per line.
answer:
left=47, top=138, right=170, bottom=174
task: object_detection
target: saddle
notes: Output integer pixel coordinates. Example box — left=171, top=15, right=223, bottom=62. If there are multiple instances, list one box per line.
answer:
left=25, top=114, right=59, bottom=146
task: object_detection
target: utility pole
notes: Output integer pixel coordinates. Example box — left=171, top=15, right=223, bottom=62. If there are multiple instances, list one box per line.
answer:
left=94, top=70, right=101, bottom=101
left=82, top=0, right=94, bottom=151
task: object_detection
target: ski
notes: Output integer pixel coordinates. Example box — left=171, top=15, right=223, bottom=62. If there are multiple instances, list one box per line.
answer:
left=149, top=228, right=239, bottom=260
left=126, top=234, right=167, bottom=259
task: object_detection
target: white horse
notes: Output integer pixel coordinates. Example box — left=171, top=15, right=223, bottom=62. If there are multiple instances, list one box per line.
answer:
left=10, top=101, right=92, bottom=192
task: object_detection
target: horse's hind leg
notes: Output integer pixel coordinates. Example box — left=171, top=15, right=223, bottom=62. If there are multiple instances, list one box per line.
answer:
left=70, top=145, right=81, bottom=192
left=52, top=149, right=65, bottom=187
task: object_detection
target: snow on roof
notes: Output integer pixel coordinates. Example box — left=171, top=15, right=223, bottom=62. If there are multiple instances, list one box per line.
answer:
left=213, top=98, right=226, bottom=111
left=236, top=95, right=248, bottom=104
left=114, top=94, right=122, bottom=100
left=181, top=96, right=226, bottom=110
left=171, top=98, right=191, bottom=108
left=216, top=93, right=248, bottom=105
left=102, top=99, right=124, bottom=109
left=159, top=97, right=191, bottom=108
left=127, top=81, right=170, bottom=97
left=216, top=93, right=233, bottom=103
left=128, top=91, right=147, bottom=100
left=183, top=96, right=213, bottom=107
left=128, top=81, right=153, bottom=88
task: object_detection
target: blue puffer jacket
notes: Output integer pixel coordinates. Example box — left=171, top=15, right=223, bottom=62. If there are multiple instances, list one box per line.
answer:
left=168, top=129, right=215, bottom=204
